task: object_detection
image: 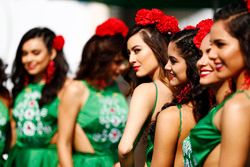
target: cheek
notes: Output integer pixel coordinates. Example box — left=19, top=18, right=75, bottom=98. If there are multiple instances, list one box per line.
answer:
left=21, top=56, right=27, bottom=64
left=177, top=66, right=187, bottom=81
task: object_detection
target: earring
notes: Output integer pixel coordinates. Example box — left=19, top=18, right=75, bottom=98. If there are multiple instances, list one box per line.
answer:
left=176, top=83, right=192, bottom=103
left=242, top=70, right=250, bottom=89
left=45, top=60, right=55, bottom=84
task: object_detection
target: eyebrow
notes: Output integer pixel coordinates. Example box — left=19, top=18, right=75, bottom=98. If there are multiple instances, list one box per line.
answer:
left=131, top=45, right=140, bottom=51
left=211, top=38, right=225, bottom=43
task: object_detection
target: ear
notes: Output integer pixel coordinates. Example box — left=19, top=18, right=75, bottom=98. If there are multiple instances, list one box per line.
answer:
left=50, top=48, right=57, bottom=60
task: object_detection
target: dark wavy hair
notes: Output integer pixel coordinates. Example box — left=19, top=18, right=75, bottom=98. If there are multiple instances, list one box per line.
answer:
left=75, top=34, right=126, bottom=86
left=123, top=24, right=171, bottom=92
left=162, top=29, right=213, bottom=122
left=0, top=59, right=10, bottom=100
left=214, top=1, right=250, bottom=70
left=11, top=27, right=69, bottom=107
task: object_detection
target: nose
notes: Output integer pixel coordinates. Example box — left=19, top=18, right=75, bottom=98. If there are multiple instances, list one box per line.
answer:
left=165, top=60, right=171, bottom=71
left=129, top=53, right=136, bottom=65
left=22, top=54, right=33, bottom=63
left=197, top=54, right=207, bottom=67
left=208, top=46, right=218, bottom=60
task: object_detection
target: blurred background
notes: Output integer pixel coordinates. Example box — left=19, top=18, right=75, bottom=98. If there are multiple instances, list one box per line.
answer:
left=0, top=0, right=234, bottom=78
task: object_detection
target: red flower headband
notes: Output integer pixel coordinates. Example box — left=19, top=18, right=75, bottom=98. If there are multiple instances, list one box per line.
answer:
left=247, top=0, right=250, bottom=12
left=183, top=25, right=196, bottom=30
left=53, top=35, right=65, bottom=51
left=95, top=18, right=128, bottom=38
left=193, top=19, right=213, bottom=48
left=135, top=8, right=180, bottom=34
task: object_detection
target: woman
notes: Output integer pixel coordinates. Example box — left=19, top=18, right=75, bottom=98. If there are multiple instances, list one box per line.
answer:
left=57, top=18, right=129, bottom=167
left=6, top=27, right=69, bottom=167
left=151, top=28, right=212, bottom=167
left=185, top=1, right=250, bottom=166
left=118, top=9, right=179, bottom=167
left=182, top=19, right=231, bottom=167
left=0, top=59, right=11, bottom=166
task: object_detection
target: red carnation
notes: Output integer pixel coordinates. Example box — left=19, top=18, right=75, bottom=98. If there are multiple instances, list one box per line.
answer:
left=183, top=25, right=196, bottom=30
left=156, top=15, right=180, bottom=34
left=53, top=35, right=65, bottom=51
left=150, top=8, right=165, bottom=23
left=193, top=19, right=213, bottom=48
left=247, top=0, right=250, bottom=12
left=95, top=18, right=128, bottom=38
left=135, top=9, right=154, bottom=26
left=196, top=19, right=213, bottom=30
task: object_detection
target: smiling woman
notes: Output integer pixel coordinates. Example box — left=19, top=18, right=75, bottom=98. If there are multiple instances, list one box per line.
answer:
left=6, top=27, right=70, bottom=167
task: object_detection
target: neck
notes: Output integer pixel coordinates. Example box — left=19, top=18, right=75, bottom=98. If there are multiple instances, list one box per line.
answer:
left=236, top=70, right=250, bottom=90
left=150, top=66, right=161, bottom=81
left=33, top=73, right=46, bottom=84
left=214, top=80, right=230, bottom=104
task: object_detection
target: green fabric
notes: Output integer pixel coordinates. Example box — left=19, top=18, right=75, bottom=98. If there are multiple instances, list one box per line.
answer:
left=145, top=82, right=158, bottom=167
left=6, top=83, right=59, bottom=167
left=182, top=90, right=248, bottom=167
left=0, top=100, right=9, bottom=167
left=5, top=145, right=58, bottom=167
left=74, top=80, right=128, bottom=167
left=177, top=104, right=182, bottom=138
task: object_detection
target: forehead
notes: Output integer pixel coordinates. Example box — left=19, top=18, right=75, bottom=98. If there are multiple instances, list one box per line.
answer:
left=127, top=32, right=146, bottom=48
left=200, top=34, right=211, bottom=50
left=22, top=37, right=45, bottom=50
left=168, top=42, right=178, bottom=54
left=210, top=21, right=231, bottom=40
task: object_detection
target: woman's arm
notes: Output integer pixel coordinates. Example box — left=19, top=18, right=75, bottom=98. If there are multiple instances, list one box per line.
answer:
left=118, top=83, right=157, bottom=167
left=219, top=95, right=250, bottom=167
left=151, top=106, right=180, bottom=167
left=73, top=123, right=94, bottom=153
left=9, top=109, right=16, bottom=148
left=57, top=81, right=84, bottom=167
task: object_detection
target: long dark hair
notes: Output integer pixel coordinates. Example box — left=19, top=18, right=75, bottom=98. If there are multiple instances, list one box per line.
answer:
left=11, top=27, right=69, bottom=107
left=162, top=29, right=213, bottom=122
left=75, top=34, right=126, bottom=86
left=214, top=1, right=250, bottom=70
left=123, top=24, right=171, bottom=92
left=0, top=59, right=10, bottom=100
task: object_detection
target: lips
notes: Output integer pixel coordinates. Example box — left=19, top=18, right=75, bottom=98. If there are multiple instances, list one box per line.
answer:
left=26, top=64, right=36, bottom=71
left=199, top=69, right=212, bottom=77
left=215, top=63, right=223, bottom=71
left=167, top=71, right=175, bottom=80
left=133, top=66, right=140, bottom=72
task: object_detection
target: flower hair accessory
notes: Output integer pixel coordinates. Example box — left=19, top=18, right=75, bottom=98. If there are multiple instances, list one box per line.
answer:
left=95, top=18, right=128, bottom=38
left=247, top=0, right=250, bottom=12
left=135, top=8, right=180, bottom=34
left=193, top=19, right=213, bottom=48
left=53, top=35, right=65, bottom=51
left=183, top=25, right=196, bottom=30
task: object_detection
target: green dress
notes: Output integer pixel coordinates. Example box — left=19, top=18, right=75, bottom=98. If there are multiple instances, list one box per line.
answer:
left=143, top=82, right=159, bottom=167
left=0, top=100, right=9, bottom=166
left=73, top=81, right=128, bottom=167
left=146, top=103, right=182, bottom=167
left=5, top=83, right=59, bottom=167
left=182, top=90, right=249, bottom=167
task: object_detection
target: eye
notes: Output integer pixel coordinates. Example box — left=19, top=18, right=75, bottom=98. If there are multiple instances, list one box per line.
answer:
left=214, top=41, right=225, bottom=48
left=32, top=50, right=41, bottom=55
left=22, top=51, right=28, bottom=57
left=206, top=48, right=211, bottom=54
left=169, top=56, right=177, bottom=64
left=127, top=49, right=131, bottom=56
left=133, top=48, right=140, bottom=54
